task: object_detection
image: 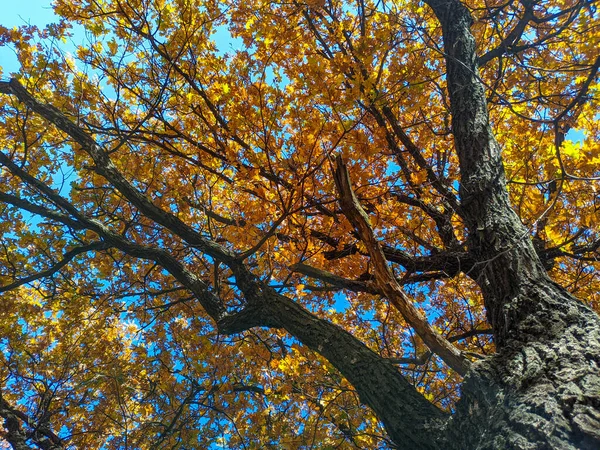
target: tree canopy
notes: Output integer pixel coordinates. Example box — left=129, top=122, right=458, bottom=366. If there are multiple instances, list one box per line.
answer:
left=0, top=0, right=598, bottom=448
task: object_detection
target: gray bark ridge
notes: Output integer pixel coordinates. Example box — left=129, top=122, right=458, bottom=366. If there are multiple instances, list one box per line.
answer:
left=424, top=0, right=600, bottom=448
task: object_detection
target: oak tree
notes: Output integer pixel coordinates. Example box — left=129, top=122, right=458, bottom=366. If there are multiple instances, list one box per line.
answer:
left=0, top=0, right=599, bottom=448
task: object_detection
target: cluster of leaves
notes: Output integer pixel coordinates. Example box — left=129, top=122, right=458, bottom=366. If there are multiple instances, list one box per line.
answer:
left=0, top=0, right=598, bottom=447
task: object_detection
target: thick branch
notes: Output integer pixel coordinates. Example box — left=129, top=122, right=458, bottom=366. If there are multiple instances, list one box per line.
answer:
left=214, top=282, right=449, bottom=448
left=316, top=236, right=472, bottom=276
left=261, top=289, right=448, bottom=448
left=0, top=79, right=235, bottom=265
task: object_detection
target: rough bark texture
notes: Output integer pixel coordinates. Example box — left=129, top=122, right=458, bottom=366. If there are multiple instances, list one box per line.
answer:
left=449, top=300, right=600, bottom=449
left=219, top=286, right=448, bottom=449
left=424, top=0, right=600, bottom=448
left=263, top=290, right=448, bottom=449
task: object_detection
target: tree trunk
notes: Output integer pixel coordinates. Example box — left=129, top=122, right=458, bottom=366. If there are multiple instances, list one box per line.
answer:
left=448, top=293, right=600, bottom=449
left=423, top=0, right=600, bottom=448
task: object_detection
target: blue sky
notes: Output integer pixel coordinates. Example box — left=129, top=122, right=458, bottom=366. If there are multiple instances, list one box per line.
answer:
left=0, top=0, right=242, bottom=74
left=1, top=0, right=56, bottom=27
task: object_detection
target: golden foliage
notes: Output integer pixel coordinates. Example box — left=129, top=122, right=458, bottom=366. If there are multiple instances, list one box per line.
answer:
left=0, top=0, right=598, bottom=447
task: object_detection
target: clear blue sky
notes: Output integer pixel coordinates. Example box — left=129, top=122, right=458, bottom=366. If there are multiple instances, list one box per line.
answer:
left=1, top=0, right=56, bottom=27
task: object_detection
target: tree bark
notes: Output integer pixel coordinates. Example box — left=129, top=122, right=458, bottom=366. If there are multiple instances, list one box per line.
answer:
left=423, top=0, right=600, bottom=448
left=218, top=286, right=448, bottom=449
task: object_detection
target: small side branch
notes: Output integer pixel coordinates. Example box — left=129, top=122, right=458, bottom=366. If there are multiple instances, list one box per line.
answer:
left=389, top=328, right=492, bottom=365
left=291, top=262, right=450, bottom=291
left=0, top=242, right=111, bottom=293
left=290, top=262, right=379, bottom=294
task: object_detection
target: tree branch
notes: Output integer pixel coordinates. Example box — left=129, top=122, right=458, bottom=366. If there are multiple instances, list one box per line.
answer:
left=291, top=262, right=452, bottom=291
left=0, top=391, right=63, bottom=450
left=290, top=262, right=379, bottom=294
left=333, top=156, right=471, bottom=376
left=389, top=328, right=492, bottom=365
left=0, top=79, right=236, bottom=265
left=0, top=242, right=111, bottom=293
left=0, top=189, right=226, bottom=321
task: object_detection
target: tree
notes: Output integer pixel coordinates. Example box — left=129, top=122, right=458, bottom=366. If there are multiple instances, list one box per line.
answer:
left=0, top=0, right=598, bottom=447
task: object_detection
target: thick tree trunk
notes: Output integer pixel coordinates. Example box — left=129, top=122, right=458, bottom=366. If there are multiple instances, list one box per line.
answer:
left=448, top=291, right=600, bottom=449
left=424, top=0, right=600, bottom=448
